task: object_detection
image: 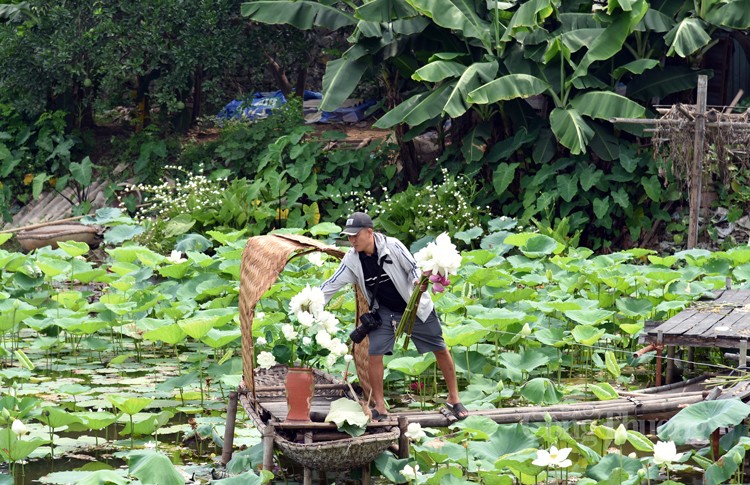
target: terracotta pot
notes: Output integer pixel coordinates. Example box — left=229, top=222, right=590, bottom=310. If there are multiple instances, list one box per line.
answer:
left=285, top=367, right=314, bottom=421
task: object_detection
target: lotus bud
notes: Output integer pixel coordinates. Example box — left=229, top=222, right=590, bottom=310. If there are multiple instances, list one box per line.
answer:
left=11, top=419, right=27, bottom=436
left=614, top=424, right=627, bottom=446
left=521, top=323, right=532, bottom=337
left=432, top=282, right=445, bottom=293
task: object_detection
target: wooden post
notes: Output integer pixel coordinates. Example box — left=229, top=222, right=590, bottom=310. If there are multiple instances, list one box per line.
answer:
left=221, top=391, right=239, bottom=465
left=740, top=339, right=748, bottom=369
left=303, top=431, right=313, bottom=485
left=361, top=463, right=372, bottom=485
left=262, top=424, right=275, bottom=471
left=655, top=331, right=663, bottom=387
left=397, top=416, right=409, bottom=459
left=666, top=346, right=675, bottom=385
left=687, top=75, right=708, bottom=249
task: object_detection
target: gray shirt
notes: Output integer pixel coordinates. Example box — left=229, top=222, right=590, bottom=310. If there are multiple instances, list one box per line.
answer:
left=321, top=232, right=434, bottom=321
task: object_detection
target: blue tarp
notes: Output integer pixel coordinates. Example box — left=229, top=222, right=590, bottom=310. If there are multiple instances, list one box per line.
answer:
left=217, top=90, right=374, bottom=124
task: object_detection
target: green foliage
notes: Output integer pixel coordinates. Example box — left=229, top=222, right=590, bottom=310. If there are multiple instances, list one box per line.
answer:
left=211, top=96, right=304, bottom=177
left=0, top=102, right=82, bottom=220
left=350, top=169, right=488, bottom=248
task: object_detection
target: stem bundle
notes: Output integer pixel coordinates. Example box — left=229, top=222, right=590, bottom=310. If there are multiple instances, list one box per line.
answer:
left=394, top=274, right=429, bottom=350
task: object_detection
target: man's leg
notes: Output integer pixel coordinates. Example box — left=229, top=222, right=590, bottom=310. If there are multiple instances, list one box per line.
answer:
left=434, top=348, right=468, bottom=418
left=369, top=354, right=387, bottom=414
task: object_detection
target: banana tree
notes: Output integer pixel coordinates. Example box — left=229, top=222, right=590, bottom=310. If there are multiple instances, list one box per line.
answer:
left=373, top=0, right=649, bottom=157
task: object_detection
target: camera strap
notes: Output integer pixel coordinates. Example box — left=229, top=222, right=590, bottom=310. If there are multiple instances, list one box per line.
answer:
left=367, top=254, right=388, bottom=307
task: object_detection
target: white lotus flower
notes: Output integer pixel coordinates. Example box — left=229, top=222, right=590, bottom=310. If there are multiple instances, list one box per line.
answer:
left=281, top=324, right=298, bottom=340
left=302, top=336, right=312, bottom=346
left=167, top=250, right=186, bottom=264
left=257, top=351, right=277, bottom=369
left=296, top=310, right=315, bottom=327
left=257, top=336, right=267, bottom=346
left=289, top=285, right=325, bottom=317
left=414, top=233, right=462, bottom=277
left=11, top=419, right=27, bottom=436
left=317, top=310, right=340, bottom=333
left=344, top=355, right=353, bottom=362
left=306, top=252, right=325, bottom=267
left=533, top=446, right=572, bottom=468
left=405, top=423, right=426, bottom=441
left=401, top=464, right=422, bottom=481
left=653, top=441, right=683, bottom=466
left=315, top=329, right=332, bottom=348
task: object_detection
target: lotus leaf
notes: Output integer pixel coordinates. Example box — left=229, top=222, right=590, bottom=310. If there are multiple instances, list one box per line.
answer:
left=468, top=423, right=538, bottom=469
left=38, top=469, right=130, bottom=485
left=571, top=325, right=605, bottom=346
left=0, top=428, right=47, bottom=462
left=658, top=399, right=750, bottom=444
left=324, top=398, right=368, bottom=437
left=387, top=354, right=436, bottom=376
left=704, top=436, right=750, bottom=485
left=213, top=470, right=271, bottom=484
left=589, top=382, right=619, bottom=400
left=57, top=241, right=90, bottom=258
left=107, top=396, right=154, bottom=416
left=443, top=321, right=490, bottom=348
left=128, top=450, right=184, bottom=485
left=37, top=406, right=83, bottom=429
left=586, top=453, right=642, bottom=484
left=521, top=378, right=562, bottom=404
left=564, top=308, right=614, bottom=325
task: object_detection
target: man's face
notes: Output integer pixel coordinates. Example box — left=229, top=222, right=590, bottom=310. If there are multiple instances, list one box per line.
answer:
left=347, top=228, right=373, bottom=253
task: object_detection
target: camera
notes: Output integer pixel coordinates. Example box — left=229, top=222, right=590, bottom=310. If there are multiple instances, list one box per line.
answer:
left=349, top=311, right=382, bottom=343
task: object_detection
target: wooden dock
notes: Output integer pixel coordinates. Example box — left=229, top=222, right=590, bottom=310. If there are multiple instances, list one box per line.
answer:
left=645, top=289, right=750, bottom=348
left=643, top=289, right=750, bottom=385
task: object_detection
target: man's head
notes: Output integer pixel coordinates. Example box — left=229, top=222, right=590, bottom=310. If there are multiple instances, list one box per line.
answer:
left=341, top=212, right=375, bottom=254
left=341, top=212, right=373, bottom=236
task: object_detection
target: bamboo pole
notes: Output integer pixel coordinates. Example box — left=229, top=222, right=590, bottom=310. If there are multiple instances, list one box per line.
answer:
left=688, top=75, right=708, bottom=248
left=0, top=215, right=86, bottom=234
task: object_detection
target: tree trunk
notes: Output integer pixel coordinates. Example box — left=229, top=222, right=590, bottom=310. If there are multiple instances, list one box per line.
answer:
left=265, top=54, right=293, bottom=96
left=383, top=67, right=419, bottom=185
left=191, top=64, right=203, bottom=125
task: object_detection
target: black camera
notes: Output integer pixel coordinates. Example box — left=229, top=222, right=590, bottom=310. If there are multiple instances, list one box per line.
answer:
left=349, top=311, right=382, bottom=343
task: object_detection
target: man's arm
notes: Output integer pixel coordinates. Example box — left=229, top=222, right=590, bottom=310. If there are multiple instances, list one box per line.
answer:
left=390, top=237, right=420, bottom=282
left=320, top=262, right=357, bottom=304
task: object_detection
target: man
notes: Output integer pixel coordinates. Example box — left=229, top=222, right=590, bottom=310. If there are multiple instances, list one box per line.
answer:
left=321, top=212, right=468, bottom=421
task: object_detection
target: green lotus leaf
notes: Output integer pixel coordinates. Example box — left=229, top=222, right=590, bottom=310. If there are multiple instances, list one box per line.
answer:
left=658, top=400, right=750, bottom=444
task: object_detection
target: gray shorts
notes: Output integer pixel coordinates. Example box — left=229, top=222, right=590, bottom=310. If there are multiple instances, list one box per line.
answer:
left=366, top=306, right=446, bottom=356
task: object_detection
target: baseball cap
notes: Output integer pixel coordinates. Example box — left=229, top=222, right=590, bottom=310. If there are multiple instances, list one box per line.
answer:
left=341, top=212, right=373, bottom=235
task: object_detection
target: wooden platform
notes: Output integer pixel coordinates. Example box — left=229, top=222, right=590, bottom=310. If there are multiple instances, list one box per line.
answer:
left=645, top=289, right=750, bottom=348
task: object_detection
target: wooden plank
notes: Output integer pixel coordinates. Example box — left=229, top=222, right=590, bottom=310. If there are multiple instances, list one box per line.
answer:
left=729, top=313, right=750, bottom=337
left=657, top=310, right=718, bottom=336
left=649, top=310, right=701, bottom=335
left=703, top=312, right=745, bottom=337
left=679, top=312, right=732, bottom=337
left=712, top=289, right=750, bottom=305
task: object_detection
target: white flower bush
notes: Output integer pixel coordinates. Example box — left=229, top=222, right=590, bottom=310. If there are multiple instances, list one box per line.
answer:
left=257, top=351, right=277, bottom=370
left=267, top=285, right=350, bottom=369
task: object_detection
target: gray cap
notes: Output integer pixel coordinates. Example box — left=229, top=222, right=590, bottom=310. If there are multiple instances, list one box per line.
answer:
left=341, top=212, right=373, bottom=235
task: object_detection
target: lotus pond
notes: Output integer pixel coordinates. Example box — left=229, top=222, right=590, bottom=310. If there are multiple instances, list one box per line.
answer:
left=3, top=211, right=750, bottom=484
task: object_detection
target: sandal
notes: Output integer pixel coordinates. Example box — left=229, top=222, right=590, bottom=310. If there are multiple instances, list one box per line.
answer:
left=371, top=409, right=389, bottom=422
left=443, top=402, right=469, bottom=421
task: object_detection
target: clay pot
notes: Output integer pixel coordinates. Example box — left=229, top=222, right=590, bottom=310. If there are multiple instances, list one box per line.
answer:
left=285, top=367, right=314, bottom=421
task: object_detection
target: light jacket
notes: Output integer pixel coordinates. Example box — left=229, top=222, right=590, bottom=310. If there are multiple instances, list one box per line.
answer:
left=321, top=232, right=433, bottom=321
